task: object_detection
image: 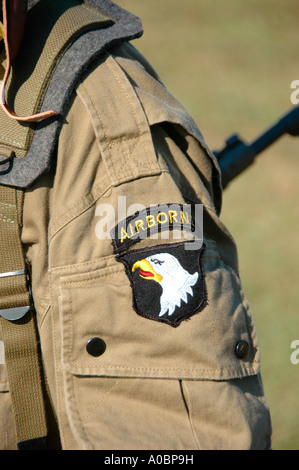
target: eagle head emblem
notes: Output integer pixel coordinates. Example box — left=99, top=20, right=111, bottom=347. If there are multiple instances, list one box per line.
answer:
left=132, top=252, right=199, bottom=317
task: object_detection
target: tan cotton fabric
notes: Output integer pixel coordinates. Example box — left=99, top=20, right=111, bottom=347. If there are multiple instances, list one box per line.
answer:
left=0, top=42, right=272, bottom=450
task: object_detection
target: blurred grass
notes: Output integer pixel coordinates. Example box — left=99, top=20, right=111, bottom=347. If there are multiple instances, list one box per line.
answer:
left=116, top=0, right=299, bottom=450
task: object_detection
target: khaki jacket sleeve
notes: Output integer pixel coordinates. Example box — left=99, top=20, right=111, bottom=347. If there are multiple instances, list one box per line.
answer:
left=15, top=44, right=265, bottom=450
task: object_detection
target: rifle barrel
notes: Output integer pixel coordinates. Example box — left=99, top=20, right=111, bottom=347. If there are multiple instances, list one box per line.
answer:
left=215, top=106, right=299, bottom=188
left=251, top=106, right=299, bottom=155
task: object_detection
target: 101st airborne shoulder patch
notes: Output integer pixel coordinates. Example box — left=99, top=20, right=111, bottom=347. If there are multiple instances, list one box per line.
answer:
left=111, top=204, right=207, bottom=327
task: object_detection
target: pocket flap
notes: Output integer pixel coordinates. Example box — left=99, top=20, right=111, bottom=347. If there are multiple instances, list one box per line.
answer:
left=54, top=243, right=260, bottom=381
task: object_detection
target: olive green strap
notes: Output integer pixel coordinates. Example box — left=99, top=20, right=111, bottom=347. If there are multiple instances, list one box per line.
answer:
left=0, top=0, right=113, bottom=158
left=0, top=185, right=48, bottom=449
left=0, top=186, right=31, bottom=314
left=1, top=314, right=48, bottom=449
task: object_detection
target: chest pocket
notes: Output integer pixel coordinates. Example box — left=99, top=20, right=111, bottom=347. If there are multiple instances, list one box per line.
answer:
left=0, top=337, right=9, bottom=392
left=48, top=238, right=260, bottom=448
left=50, top=239, right=260, bottom=381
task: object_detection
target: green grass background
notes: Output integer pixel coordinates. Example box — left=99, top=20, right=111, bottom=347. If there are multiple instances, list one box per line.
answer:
left=116, top=0, right=299, bottom=450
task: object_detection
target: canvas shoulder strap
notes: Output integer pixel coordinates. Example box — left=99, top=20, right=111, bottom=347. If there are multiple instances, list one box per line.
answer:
left=0, top=0, right=143, bottom=188
left=0, top=0, right=113, bottom=159
left=0, top=186, right=51, bottom=449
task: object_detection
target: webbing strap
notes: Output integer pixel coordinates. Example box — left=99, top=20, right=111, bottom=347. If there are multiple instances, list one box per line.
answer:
left=1, top=312, right=48, bottom=448
left=0, top=0, right=57, bottom=122
left=0, top=0, right=114, bottom=158
left=0, top=186, right=30, bottom=312
left=0, top=185, right=48, bottom=448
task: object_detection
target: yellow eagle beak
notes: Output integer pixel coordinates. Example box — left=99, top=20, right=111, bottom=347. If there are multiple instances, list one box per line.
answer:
left=132, top=259, right=163, bottom=283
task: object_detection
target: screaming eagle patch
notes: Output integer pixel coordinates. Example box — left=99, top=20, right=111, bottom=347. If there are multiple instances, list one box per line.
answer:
left=116, top=241, right=207, bottom=327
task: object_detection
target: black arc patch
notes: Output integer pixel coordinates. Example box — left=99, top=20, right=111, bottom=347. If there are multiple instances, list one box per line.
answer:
left=111, top=203, right=199, bottom=254
left=117, top=242, right=207, bottom=327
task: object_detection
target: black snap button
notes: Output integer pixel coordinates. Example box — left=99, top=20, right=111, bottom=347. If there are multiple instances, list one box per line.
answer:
left=235, top=340, right=249, bottom=359
left=86, top=337, right=106, bottom=357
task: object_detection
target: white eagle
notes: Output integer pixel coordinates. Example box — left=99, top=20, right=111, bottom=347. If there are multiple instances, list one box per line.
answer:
left=132, top=252, right=199, bottom=317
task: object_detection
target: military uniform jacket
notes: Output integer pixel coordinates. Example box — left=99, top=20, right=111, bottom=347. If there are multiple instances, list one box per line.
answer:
left=0, top=0, right=271, bottom=450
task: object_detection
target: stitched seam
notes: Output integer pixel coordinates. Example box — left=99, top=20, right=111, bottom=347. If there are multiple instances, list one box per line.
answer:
left=108, top=136, right=138, bottom=147
left=49, top=185, right=108, bottom=242
left=105, top=58, right=157, bottom=172
left=0, top=215, right=15, bottom=224
left=224, top=263, right=257, bottom=356
left=68, top=291, right=73, bottom=362
left=180, top=380, right=201, bottom=450
left=70, top=373, right=93, bottom=448
left=48, top=274, right=66, bottom=446
left=63, top=288, right=94, bottom=447
left=49, top=254, right=115, bottom=272
left=38, top=303, right=51, bottom=329
left=78, top=84, right=119, bottom=181
left=0, top=202, right=15, bottom=208
left=80, top=84, right=155, bottom=179
left=79, top=83, right=157, bottom=178
left=0, top=136, right=27, bottom=148
left=105, top=58, right=143, bottom=161
left=61, top=269, right=123, bottom=285
left=66, top=363, right=259, bottom=372
left=108, top=138, right=153, bottom=170
left=49, top=167, right=168, bottom=242
left=80, top=379, right=119, bottom=422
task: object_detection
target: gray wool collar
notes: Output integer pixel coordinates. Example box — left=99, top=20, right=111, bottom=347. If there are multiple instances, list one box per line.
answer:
left=0, top=0, right=143, bottom=188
